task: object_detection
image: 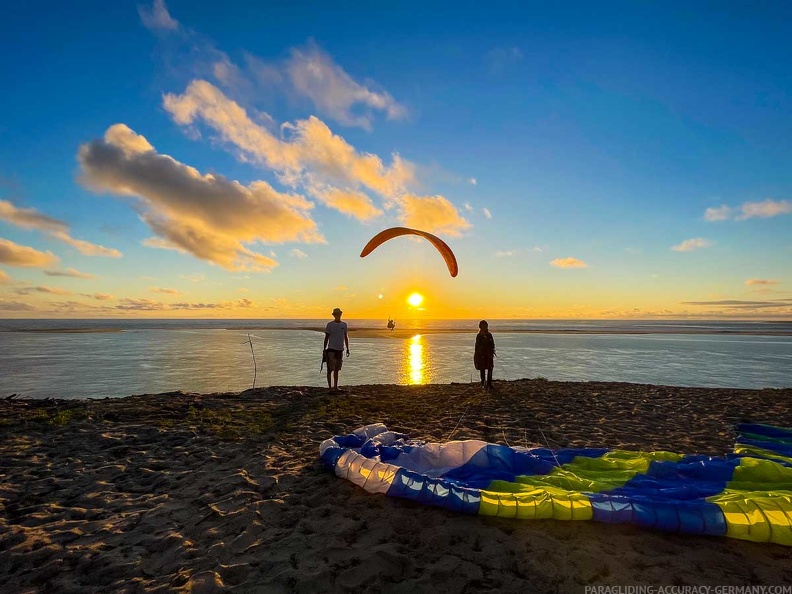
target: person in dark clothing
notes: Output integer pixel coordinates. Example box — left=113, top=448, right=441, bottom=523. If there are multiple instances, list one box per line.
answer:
left=474, top=320, right=495, bottom=390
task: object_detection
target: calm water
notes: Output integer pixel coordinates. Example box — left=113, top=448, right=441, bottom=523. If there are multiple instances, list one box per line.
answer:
left=0, top=319, right=790, bottom=398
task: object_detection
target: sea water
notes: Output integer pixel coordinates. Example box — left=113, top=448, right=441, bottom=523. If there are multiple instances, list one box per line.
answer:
left=0, top=319, right=789, bottom=399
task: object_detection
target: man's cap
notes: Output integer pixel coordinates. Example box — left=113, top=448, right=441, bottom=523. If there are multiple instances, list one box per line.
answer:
left=332, top=307, right=342, bottom=315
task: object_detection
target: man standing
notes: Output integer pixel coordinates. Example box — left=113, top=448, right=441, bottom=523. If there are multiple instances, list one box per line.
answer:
left=323, top=307, right=349, bottom=393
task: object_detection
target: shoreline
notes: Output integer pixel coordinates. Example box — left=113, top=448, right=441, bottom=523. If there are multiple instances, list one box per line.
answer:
left=3, top=326, right=792, bottom=337
left=1, top=379, right=791, bottom=592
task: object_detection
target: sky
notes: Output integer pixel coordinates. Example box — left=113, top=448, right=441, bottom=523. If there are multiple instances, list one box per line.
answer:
left=1, top=1, right=791, bottom=320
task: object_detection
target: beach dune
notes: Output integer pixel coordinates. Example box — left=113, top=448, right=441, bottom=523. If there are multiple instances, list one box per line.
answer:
left=1, top=379, right=791, bottom=592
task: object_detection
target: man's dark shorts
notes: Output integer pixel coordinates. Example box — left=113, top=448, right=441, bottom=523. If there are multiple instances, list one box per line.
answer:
left=326, top=349, right=344, bottom=371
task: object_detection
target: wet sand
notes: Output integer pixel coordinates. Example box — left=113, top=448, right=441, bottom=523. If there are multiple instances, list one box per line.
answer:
left=1, top=380, right=791, bottom=592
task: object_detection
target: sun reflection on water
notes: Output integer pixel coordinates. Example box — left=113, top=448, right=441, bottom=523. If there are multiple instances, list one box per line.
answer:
left=408, top=334, right=424, bottom=384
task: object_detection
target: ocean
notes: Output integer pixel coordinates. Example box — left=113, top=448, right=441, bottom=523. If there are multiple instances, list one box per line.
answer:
left=0, top=319, right=790, bottom=399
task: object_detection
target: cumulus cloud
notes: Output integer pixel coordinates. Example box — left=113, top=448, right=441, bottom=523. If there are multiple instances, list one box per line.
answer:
left=672, top=238, right=711, bottom=252
left=307, top=186, right=382, bottom=221
left=78, top=124, right=324, bottom=272
left=138, top=0, right=179, bottom=31
left=290, top=248, right=308, bottom=259
left=495, top=250, right=517, bottom=257
left=163, top=81, right=469, bottom=234
left=286, top=43, right=407, bottom=130
left=164, top=81, right=413, bottom=198
left=0, top=200, right=121, bottom=257
left=746, top=279, right=779, bottom=286
left=704, top=199, right=792, bottom=221
left=550, top=257, right=587, bottom=269
left=482, top=208, right=492, bottom=219
left=400, top=194, right=471, bottom=236
left=469, top=178, right=477, bottom=186
left=44, top=268, right=96, bottom=279
left=0, top=238, right=58, bottom=267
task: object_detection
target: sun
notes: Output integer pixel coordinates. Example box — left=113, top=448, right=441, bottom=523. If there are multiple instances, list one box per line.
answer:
left=407, top=292, right=424, bottom=307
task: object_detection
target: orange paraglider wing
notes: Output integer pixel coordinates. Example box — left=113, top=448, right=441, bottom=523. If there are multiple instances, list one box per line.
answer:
left=359, top=227, right=459, bottom=277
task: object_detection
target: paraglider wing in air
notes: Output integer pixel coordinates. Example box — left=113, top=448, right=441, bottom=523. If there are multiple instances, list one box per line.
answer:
left=359, top=227, right=459, bottom=277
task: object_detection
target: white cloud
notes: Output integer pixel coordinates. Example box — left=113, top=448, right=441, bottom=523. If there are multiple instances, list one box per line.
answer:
left=0, top=200, right=121, bottom=257
left=163, top=81, right=470, bottom=234
left=482, top=208, right=492, bottom=219
left=138, top=0, right=179, bottom=31
left=44, top=268, right=96, bottom=279
left=286, top=42, right=407, bottom=130
left=463, top=203, right=473, bottom=212
left=737, top=199, right=792, bottom=220
left=703, top=205, right=733, bottom=222
left=495, top=250, right=517, bottom=257
left=468, top=178, right=477, bottom=186
left=672, top=238, right=711, bottom=252
left=550, top=257, right=587, bottom=269
left=0, top=238, right=58, bottom=267
left=704, top=199, right=792, bottom=221
left=78, top=124, right=324, bottom=272
left=290, top=248, right=308, bottom=259
left=164, top=80, right=413, bottom=200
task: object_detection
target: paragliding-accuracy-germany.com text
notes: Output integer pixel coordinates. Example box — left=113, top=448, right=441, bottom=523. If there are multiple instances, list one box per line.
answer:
left=584, top=587, right=792, bottom=594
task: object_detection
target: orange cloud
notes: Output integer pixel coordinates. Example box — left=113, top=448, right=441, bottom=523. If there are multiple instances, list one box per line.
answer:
left=400, top=194, right=471, bottom=236
left=13, top=286, right=72, bottom=296
left=151, top=287, right=183, bottom=295
left=78, top=124, right=324, bottom=272
left=0, top=200, right=120, bottom=257
left=44, top=268, right=95, bottom=279
left=745, top=279, right=779, bottom=286
left=550, top=257, right=588, bottom=269
left=163, top=81, right=467, bottom=233
left=0, top=238, right=58, bottom=267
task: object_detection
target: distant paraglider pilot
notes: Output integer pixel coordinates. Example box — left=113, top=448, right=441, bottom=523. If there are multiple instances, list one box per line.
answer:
left=474, top=320, right=495, bottom=390
left=387, top=318, right=395, bottom=331
left=323, top=307, right=349, bottom=394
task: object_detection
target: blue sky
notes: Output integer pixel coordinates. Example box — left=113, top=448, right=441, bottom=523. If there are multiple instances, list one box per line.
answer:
left=0, top=1, right=790, bottom=319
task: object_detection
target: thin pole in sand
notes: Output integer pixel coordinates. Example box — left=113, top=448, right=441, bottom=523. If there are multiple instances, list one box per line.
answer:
left=241, top=333, right=257, bottom=389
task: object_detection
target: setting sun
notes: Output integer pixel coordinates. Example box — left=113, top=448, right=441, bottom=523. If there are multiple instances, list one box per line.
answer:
left=407, top=293, right=424, bottom=307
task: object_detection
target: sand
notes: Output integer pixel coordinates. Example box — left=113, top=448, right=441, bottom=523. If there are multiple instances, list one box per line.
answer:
left=1, top=379, right=791, bottom=593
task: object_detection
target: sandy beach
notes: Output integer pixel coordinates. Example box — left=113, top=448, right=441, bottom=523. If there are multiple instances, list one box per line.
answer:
left=1, top=379, right=791, bottom=593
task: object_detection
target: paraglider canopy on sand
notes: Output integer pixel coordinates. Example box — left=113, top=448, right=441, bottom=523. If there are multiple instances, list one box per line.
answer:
left=359, top=227, right=459, bottom=277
